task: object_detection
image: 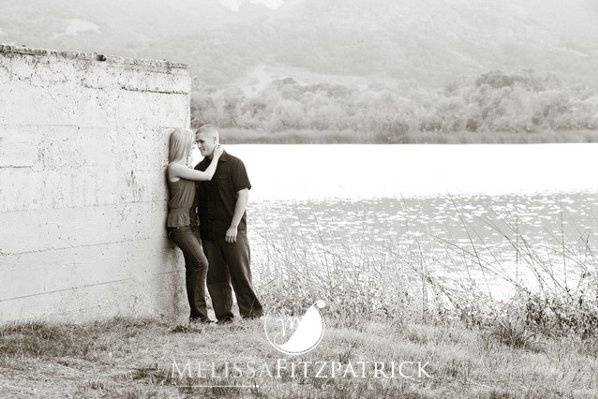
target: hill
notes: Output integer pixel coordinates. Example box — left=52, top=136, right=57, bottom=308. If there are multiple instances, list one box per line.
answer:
left=1, top=0, right=597, bottom=87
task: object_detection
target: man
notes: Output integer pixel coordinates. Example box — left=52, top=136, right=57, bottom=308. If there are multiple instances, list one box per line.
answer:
left=193, top=124, right=263, bottom=323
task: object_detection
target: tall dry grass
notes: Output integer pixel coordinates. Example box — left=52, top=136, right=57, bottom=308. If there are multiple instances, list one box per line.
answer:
left=251, top=208, right=598, bottom=344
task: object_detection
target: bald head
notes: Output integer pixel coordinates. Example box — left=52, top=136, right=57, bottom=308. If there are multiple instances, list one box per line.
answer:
left=195, top=124, right=220, bottom=158
left=197, top=124, right=219, bottom=139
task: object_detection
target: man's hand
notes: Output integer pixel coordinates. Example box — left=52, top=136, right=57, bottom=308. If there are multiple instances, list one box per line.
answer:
left=225, top=225, right=238, bottom=243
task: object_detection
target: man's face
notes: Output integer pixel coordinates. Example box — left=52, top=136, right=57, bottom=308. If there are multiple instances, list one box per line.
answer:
left=195, top=131, right=218, bottom=157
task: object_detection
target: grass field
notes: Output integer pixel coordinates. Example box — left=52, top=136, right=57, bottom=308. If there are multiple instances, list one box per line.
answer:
left=0, top=315, right=597, bottom=398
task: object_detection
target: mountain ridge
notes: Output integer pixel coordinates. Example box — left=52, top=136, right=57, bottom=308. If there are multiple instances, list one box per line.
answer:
left=1, top=0, right=597, bottom=87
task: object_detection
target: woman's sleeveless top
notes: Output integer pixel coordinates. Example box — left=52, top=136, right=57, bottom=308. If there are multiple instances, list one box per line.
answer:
left=167, top=178, right=195, bottom=228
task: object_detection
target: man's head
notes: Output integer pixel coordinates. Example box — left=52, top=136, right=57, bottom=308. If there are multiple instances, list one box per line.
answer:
left=195, top=124, right=220, bottom=158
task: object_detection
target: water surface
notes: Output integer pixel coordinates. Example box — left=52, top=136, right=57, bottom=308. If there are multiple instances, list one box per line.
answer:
left=196, top=144, right=598, bottom=297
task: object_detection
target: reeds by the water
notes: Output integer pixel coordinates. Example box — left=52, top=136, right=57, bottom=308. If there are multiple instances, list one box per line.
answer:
left=253, top=209, right=598, bottom=342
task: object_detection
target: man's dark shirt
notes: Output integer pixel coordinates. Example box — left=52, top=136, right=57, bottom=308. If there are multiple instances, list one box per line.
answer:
left=193, top=151, right=251, bottom=241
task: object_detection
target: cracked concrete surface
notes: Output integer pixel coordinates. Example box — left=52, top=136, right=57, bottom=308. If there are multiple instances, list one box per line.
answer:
left=0, top=45, right=192, bottom=324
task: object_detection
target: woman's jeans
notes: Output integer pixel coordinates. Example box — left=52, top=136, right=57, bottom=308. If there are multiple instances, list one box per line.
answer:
left=168, top=226, right=209, bottom=321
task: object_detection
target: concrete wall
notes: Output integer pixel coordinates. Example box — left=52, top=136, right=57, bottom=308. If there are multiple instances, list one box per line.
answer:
left=0, top=45, right=191, bottom=323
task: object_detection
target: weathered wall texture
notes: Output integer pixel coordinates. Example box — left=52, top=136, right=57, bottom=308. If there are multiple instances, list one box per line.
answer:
left=0, top=45, right=191, bottom=323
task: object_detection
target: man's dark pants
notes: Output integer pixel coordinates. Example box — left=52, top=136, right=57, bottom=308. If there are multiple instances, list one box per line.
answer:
left=204, top=230, right=263, bottom=321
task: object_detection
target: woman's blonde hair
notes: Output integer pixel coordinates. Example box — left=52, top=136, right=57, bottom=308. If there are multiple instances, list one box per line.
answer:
left=168, top=128, right=193, bottom=163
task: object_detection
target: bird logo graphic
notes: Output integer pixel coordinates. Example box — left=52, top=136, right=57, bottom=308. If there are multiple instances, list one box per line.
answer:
left=263, top=300, right=326, bottom=355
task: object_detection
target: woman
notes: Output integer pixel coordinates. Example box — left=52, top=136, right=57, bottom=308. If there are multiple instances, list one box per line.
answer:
left=167, top=128, right=223, bottom=323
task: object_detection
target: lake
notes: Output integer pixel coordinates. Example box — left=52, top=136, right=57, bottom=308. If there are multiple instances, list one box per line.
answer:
left=193, top=144, right=598, bottom=298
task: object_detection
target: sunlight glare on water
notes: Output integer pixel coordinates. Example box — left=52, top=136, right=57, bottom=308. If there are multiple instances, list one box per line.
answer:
left=196, top=144, right=598, bottom=200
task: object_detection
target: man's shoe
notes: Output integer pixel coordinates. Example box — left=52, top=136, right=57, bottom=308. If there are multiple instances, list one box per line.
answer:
left=190, top=317, right=214, bottom=324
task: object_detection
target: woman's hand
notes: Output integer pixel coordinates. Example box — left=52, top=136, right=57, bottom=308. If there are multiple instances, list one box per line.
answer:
left=213, top=145, right=224, bottom=159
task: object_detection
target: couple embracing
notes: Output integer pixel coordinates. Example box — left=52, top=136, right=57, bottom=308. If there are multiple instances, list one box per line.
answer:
left=166, top=124, right=263, bottom=324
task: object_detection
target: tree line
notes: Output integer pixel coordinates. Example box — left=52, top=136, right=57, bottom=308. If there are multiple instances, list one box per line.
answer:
left=191, top=70, right=598, bottom=137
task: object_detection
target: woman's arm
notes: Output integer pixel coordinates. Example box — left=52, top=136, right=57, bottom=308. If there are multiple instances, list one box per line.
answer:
left=169, top=146, right=223, bottom=182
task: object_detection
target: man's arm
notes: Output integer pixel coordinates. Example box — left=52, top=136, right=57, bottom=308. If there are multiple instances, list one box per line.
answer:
left=225, top=188, right=248, bottom=243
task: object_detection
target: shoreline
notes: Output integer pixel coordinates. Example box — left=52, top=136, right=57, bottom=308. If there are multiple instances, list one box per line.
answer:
left=217, top=128, right=598, bottom=145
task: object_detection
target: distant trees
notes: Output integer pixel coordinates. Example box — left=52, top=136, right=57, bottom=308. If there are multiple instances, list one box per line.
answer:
left=190, top=71, right=598, bottom=136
